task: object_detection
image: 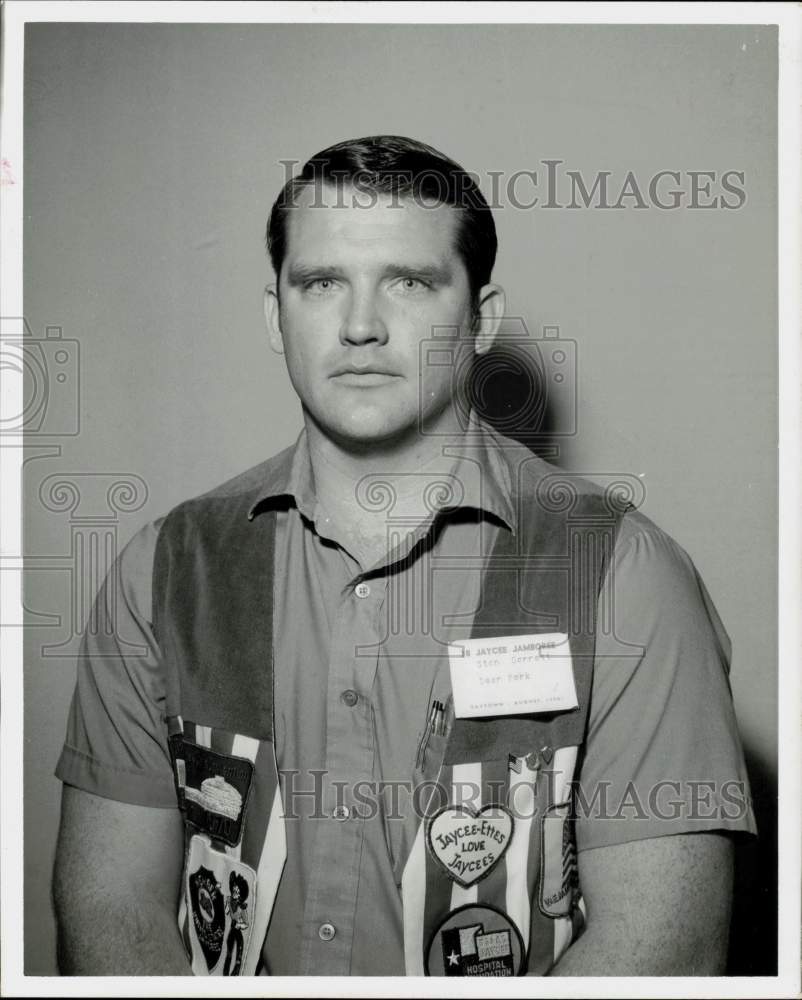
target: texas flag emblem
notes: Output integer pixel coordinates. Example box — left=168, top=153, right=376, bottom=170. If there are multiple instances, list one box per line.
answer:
left=426, top=903, right=525, bottom=976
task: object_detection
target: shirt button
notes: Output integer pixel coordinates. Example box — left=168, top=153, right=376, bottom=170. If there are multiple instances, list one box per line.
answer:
left=354, top=582, right=371, bottom=599
left=318, top=922, right=336, bottom=942
left=341, top=689, right=359, bottom=707
left=332, top=805, right=350, bottom=821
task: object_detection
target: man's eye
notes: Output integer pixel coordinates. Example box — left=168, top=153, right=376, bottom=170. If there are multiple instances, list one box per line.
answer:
left=396, top=277, right=429, bottom=292
left=304, top=278, right=337, bottom=293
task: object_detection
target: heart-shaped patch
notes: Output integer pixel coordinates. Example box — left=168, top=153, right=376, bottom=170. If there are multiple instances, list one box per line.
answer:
left=426, top=804, right=514, bottom=888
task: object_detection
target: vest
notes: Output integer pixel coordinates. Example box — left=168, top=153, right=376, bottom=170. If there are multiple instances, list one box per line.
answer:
left=152, top=454, right=625, bottom=977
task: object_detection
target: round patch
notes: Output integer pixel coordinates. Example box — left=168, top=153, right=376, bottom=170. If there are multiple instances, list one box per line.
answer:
left=425, top=903, right=526, bottom=977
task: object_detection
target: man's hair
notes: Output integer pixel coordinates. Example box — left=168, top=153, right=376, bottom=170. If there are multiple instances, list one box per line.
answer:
left=266, top=135, right=497, bottom=306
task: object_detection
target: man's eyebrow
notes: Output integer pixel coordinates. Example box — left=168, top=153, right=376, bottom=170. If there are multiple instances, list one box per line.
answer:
left=379, top=263, right=454, bottom=284
left=285, top=262, right=455, bottom=285
left=285, top=263, right=348, bottom=284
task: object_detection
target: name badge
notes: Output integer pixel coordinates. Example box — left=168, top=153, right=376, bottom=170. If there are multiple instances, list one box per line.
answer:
left=448, top=633, right=577, bottom=718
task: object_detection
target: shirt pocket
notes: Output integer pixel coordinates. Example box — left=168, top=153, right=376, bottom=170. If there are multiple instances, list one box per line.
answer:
left=413, top=694, right=453, bottom=785
left=386, top=696, right=453, bottom=885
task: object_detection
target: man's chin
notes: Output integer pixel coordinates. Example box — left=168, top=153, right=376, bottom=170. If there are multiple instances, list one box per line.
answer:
left=303, top=394, right=463, bottom=453
left=309, top=409, right=422, bottom=453
left=337, top=421, right=419, bottom=452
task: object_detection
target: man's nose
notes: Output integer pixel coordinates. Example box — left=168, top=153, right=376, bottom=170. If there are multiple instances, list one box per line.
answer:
left=340, top=288, right=389, bottom=346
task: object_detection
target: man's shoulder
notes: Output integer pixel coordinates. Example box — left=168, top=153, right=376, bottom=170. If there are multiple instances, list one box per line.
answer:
left=613, top=506, right=685, bottom=558
left=170, top=444, right=295, bottom=511
left=485, top=424, right=608, bottom=504
left=486, top=426, right=685, bottom=557
left=515, top=453, right=606, bottom=502
left=139, top=445, right=296, bottom=558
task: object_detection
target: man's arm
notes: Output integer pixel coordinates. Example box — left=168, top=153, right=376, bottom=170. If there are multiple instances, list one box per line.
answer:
left=553, top=517, right=754, bottom=975
left=551, top=832, right=734, bottom=976
left=53, top=785, right=190, bottom=975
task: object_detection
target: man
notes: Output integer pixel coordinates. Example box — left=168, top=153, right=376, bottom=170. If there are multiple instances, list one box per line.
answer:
left=53, top=135, right=756, bottom=977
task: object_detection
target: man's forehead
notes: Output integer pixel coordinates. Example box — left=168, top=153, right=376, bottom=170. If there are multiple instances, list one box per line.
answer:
left=284, top=182, right=460, bottom=255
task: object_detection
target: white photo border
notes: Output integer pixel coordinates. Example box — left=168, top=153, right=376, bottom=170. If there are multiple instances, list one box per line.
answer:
left=1, top=2, right=799, bottom=997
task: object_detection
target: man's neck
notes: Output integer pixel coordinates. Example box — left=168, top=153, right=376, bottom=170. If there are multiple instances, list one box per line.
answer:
left=303, top=413, right=466, bottom=561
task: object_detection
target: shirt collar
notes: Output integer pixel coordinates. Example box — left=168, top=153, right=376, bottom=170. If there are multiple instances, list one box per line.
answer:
left=247, top=410, right=518, bottom=534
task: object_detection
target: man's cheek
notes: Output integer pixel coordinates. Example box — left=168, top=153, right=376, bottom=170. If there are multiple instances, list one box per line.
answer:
left=285, top=329, right=323, bottom=368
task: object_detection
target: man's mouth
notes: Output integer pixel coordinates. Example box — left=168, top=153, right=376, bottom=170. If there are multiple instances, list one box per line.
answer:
left=330, top=367, right=400, bottom=386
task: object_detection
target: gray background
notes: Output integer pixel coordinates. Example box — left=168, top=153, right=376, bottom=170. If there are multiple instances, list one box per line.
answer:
left=23, top=23, right=777, bottom=975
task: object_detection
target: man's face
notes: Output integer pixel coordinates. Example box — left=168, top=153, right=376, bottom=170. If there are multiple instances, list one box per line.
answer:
left=266, top=184, right=484, bottom=448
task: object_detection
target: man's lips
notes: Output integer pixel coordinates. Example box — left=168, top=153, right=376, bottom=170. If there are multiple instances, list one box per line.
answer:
left=329, top=364, right=399, bottom=377
left=329, top=364, right=401, bottom=386
left=330, top=369, right=401, bottom=386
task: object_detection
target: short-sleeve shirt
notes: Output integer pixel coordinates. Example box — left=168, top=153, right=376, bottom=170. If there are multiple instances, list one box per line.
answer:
left=56, top=418, right=757, bottom=975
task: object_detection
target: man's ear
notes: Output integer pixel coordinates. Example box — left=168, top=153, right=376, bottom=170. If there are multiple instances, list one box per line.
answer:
left=472, top=283, right=506, bottom=356
left=264, top=284, right=284, bottom=355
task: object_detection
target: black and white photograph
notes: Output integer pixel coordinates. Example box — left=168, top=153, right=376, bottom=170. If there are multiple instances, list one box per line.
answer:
left=1, top=2, right=799, bottom=995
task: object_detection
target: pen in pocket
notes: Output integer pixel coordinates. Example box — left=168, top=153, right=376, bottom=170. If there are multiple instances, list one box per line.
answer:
left=417, top=699, right=446, bottom=769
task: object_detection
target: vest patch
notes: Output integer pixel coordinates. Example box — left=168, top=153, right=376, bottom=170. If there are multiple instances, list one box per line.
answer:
left=185, top=835, right=256, bottom=975
left=538, top=802, right=579, bottom=917
left=426, top=804, right=513, bottom=888
left=425, top=903, right=525, bottom=976
left=178, top=741, right=254, bottom=847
